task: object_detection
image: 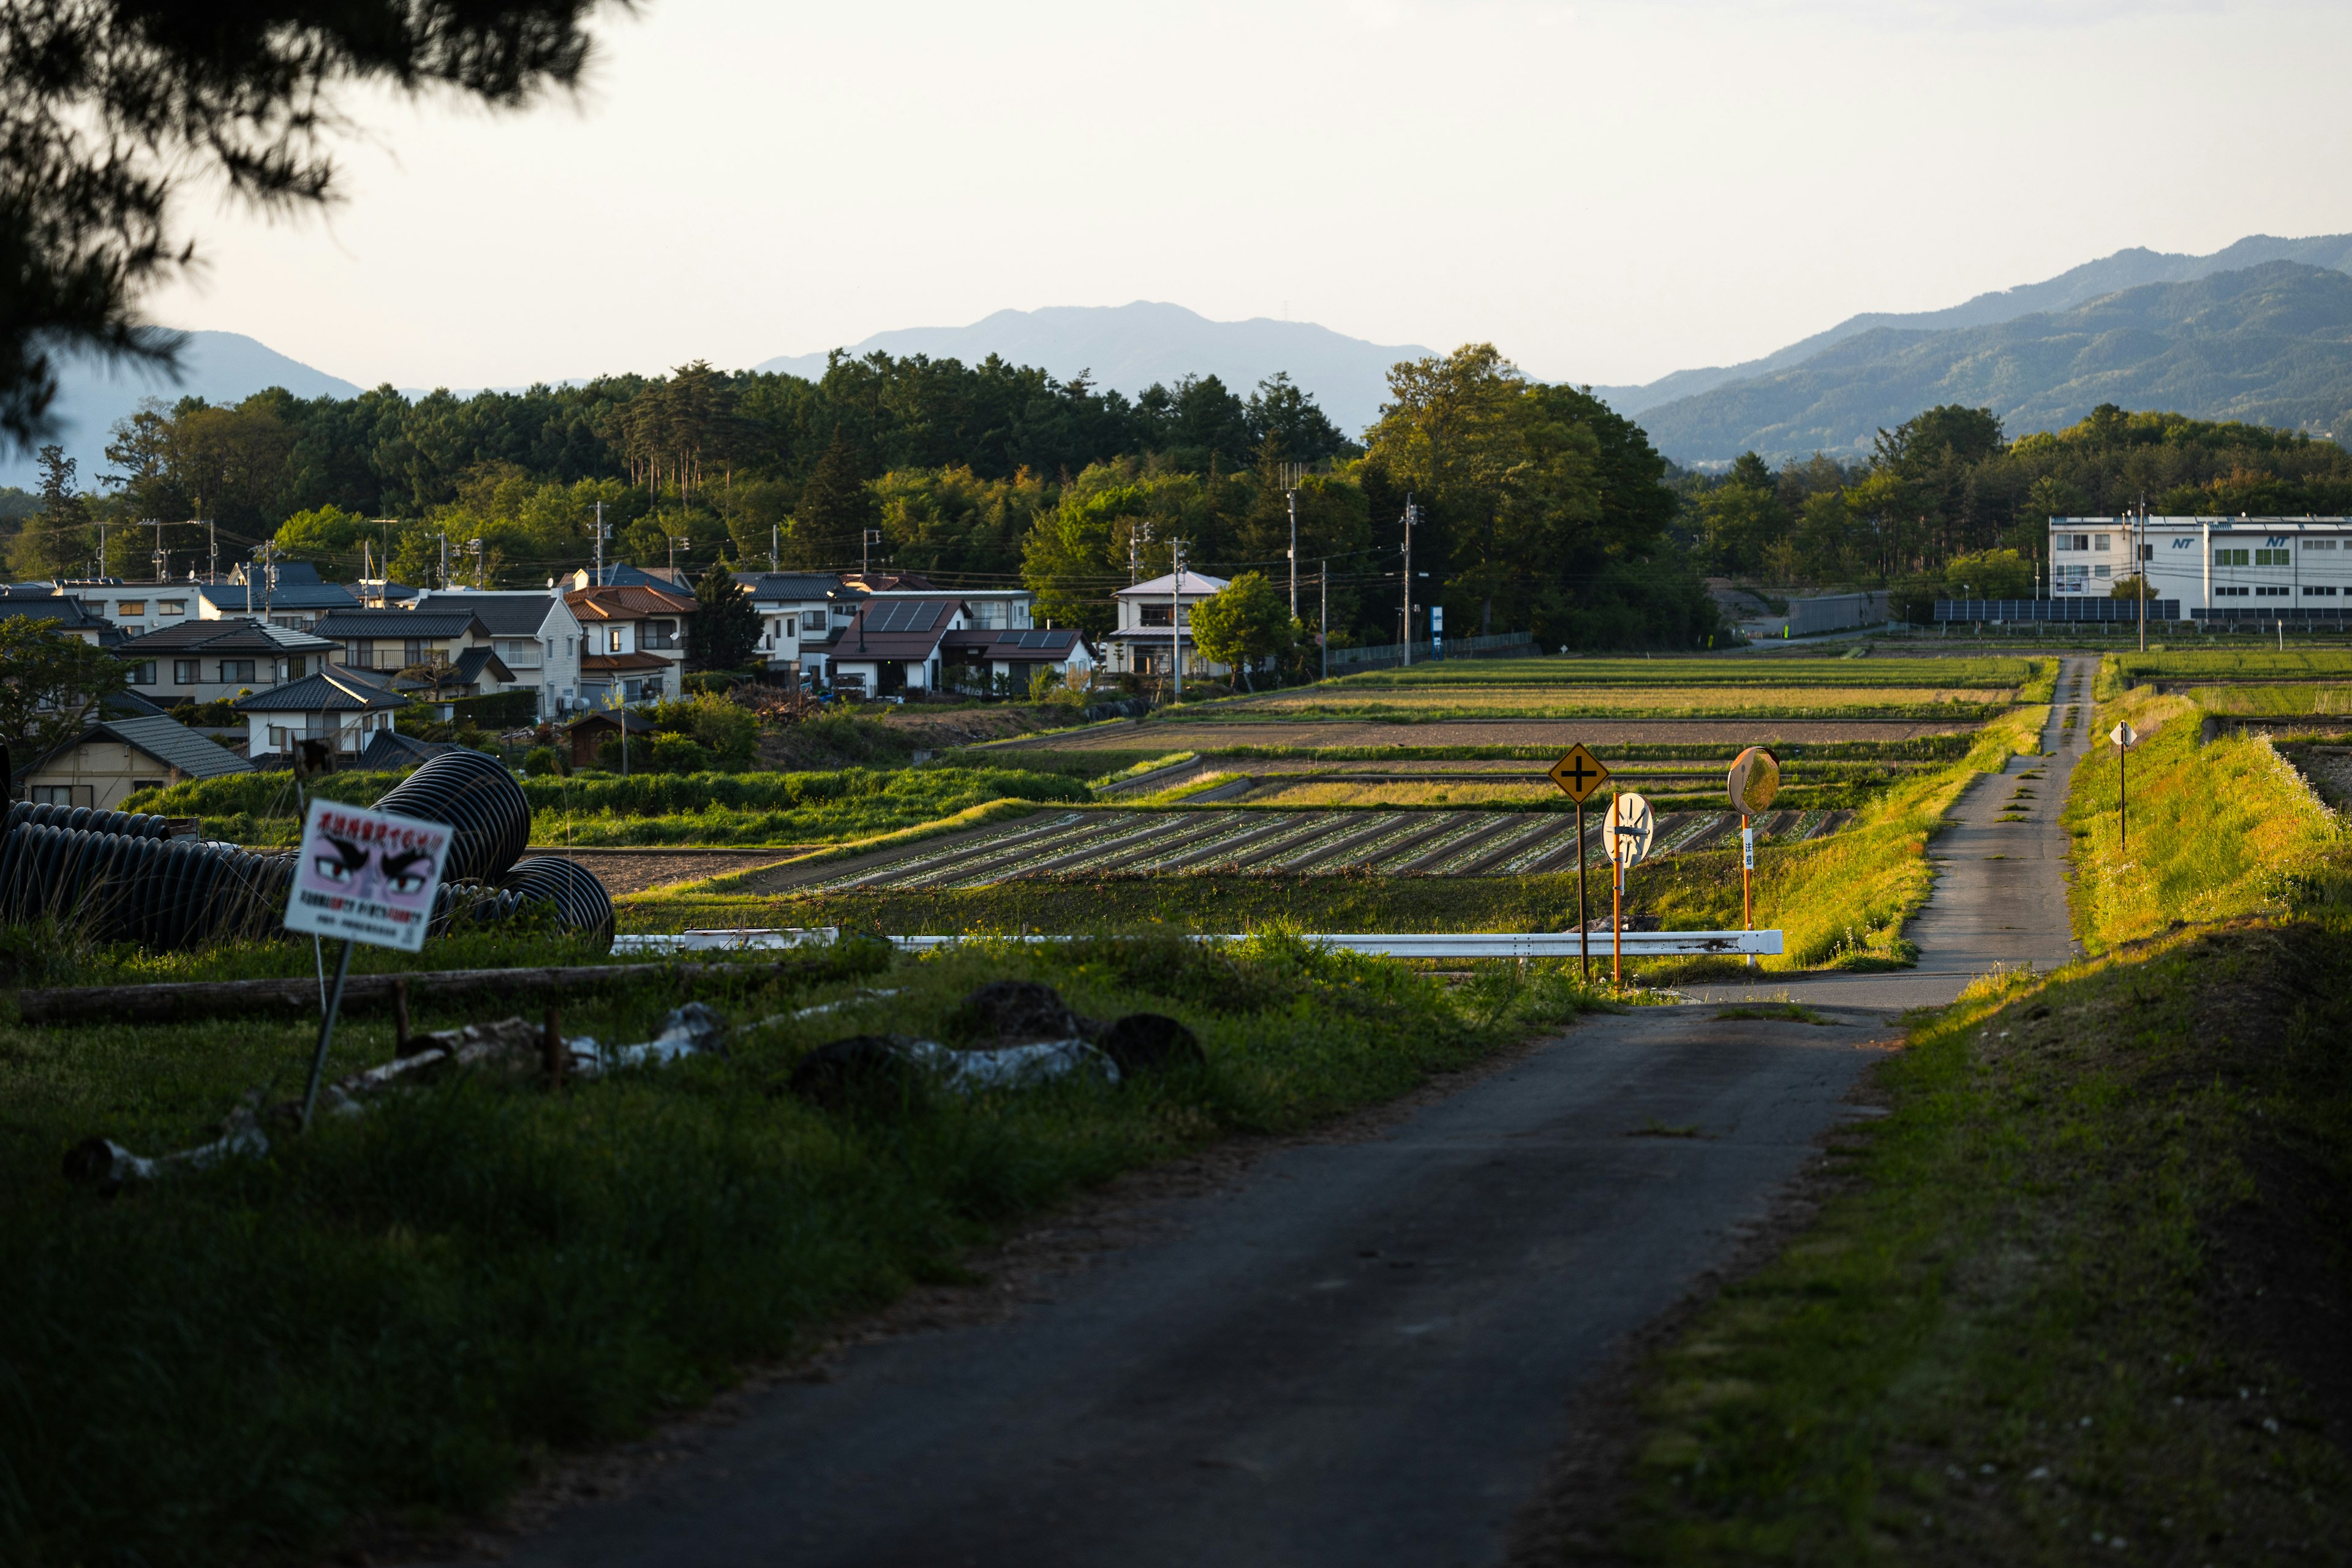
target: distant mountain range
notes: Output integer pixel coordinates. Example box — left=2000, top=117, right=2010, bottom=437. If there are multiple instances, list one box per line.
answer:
left=758, top=301, right=1428, bottom=434
left=0, top=331, right=360, bottom=491
left=1599, top=233, right=2352, bottom=464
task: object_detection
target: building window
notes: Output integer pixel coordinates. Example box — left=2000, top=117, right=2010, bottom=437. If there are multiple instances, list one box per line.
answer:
left=132, top=778, right=163, bottom=795
left=643, top=619, right=677, bottom=650
left=803, top=609, right=826, bottom=631
left=2255, top=586, right=2290, bottom=597
left=348, top=639, right=373, bottom=667
left=173, top=659, right=200, bottom=685
left=2304, top=586, right=2339, bottom=597
left=2303, top=539, right=2339, bottom=551
left=1140, top=603, right=1173, bottom=626
left=2214, top=548, right=2250, bottom=567
left=220, top=660, right=256, bottom=684
left=117, top=599, right=145, bottom=616
left=2095, top=534, right=2110, bottom=551
left=31, top=785, right=75, bottom=805
left=128, top=661, right=156, bottom=685
left=159, top=600, right=185, bottom=616
left=270, top=725, right=292, bottom=750
left=402, top=639, right=427, bottom=668
left=2215, top=586, right=2250, bottom=597
left=2094, top=565, right=2111, bottom=578
left=2254, top=548, right=2290, bottom=566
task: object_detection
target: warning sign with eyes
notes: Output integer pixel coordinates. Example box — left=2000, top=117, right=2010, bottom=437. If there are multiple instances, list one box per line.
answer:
left=284, top=797, right=454, bottom=952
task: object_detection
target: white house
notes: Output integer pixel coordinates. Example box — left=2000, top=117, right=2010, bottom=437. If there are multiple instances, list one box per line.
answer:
left=564, top=583, right=696, bottom=706
left=1106, top=570, right=1230, bottom=677
left=233, top=666, right=407, bottom=765
left=827, top=597, right=974, bottom=697
left=412, top=589, right=587, bottom=718
left=2049, top=514, right=2352, bottom=624
left=194, top=561, right=360, bottom=629
left=731, top=571, right=846, bottom=678
left=117, top=619, right=339, bottom=706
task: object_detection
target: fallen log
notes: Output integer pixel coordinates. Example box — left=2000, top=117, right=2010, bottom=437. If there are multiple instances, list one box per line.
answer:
left=12, top=957, right=845, bottom=1027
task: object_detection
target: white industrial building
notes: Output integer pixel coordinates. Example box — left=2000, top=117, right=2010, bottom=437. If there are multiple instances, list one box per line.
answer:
left=2049, top=515, right=2352, bottom=623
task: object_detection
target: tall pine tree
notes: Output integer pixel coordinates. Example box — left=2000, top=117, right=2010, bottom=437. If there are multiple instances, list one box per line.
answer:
left=788, top=426, right=873, bottom=568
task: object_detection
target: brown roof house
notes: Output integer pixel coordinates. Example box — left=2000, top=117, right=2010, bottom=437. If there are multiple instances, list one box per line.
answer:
left=20, top=713, right=253, bottom=812
left=565, top=584, right=696, bottom=706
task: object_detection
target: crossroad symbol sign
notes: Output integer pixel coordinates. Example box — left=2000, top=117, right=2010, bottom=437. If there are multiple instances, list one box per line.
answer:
left=1600, top=791, right=1654, bottom=867
left=1549, top=743, right=1611, bottom=804
left=2109, top=720, right=2138, bottom=748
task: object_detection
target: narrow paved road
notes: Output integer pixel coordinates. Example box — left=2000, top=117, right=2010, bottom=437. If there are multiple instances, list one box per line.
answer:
left=426, top=662, right=2095, bottom=1568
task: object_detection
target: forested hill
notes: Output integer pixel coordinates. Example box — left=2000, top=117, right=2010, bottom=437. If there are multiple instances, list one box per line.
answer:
left=1632, top=261, right=2352, bottom=466
left=758, top=303, right=1427, bottom=437
left=1591, top=232, right=2352, bottom=418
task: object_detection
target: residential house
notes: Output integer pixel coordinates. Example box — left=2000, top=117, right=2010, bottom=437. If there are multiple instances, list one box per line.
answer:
left=411, top=589, right=586, bottom=718
left=1106, top=570, right=1230, bottom=677
left=0, top=582, right=120, bottom=644
left=312, top=606, right=517, bottom=699
left=827, top=598, right=977, bottom=697
left=730, top=571, right=845, bottom=677
left=565, top=584, right=696, bottom=705
left=938, top=627, right=1095, bottom=693
left=566, top=562, right=692, bottom=593
left=116, top=619, right=339, bottom=707
left=20, top=713, right=253, bottom=810
left=194, top=560, right=360, bottom=630
left=234, top=666, right=407, bottom=766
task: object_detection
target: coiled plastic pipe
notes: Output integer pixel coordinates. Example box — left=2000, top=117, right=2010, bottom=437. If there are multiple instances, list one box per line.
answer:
left=0, top=750, right=612, bottom=953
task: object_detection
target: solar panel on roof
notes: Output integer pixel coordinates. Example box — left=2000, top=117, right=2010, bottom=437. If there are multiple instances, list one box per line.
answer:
left=868, top=600, right=943, bottom=633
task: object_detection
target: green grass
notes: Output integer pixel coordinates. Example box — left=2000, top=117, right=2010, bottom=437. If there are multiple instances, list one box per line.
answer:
left=0, top=929, right=1607, bottom=1566
left=2063, top=687, right=2346, bottom=952
left=2109, top=649, right=2352, bottom=683
left=1610, top=921, right=2352, bottom=1564
left=141, top=767, right=1090, bottom=848
left=2183, top=684, right=2352, bottom=717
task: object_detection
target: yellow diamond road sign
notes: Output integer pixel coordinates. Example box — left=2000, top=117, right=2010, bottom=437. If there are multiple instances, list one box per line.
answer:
left=1548, top=744, right=1611, bottom=804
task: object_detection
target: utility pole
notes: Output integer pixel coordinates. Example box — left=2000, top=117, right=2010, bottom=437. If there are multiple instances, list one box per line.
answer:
left=1400, top=496, right=1416, bottom=667
left=207, top=518, right=217, bottom=581
left=1284, top=463, right=1303, bottom=618
left=1169, top=540, right=1187, bottom=701
left=668, top=534, right=687, bottom=578
left=593, top=500, right=606, bottom=586
left=470, top=537, right=486, bottom=589
left=2136, top=492, right=2147, bottom=653
left=862, top=527, right=883, bottom=578
left=95, top=521, right=106, bottom=581
left=1319, top=559, right=1329, bottom=684
left=437, top=531, right=448, bottom=590
left=770, top=520, right=778, bottom=573
left=144, top=518, right=167, bottom=582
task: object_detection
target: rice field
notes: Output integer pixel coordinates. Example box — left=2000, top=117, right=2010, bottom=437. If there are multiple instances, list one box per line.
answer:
left=1299, top=656, right=2034, bottom=690
left=1216, top=685, right=2009, bottom=718
left=2108, top=649, right=2352, bottom=683
left=733, top=804, right=1854, bottom=895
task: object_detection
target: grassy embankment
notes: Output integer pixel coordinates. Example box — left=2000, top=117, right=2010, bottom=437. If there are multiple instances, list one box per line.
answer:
left=2063, top=686, right=2348, bottom=951
left=1596, top=921, right=2352, bottom=1564
left=135, top=766, right=1090, bottom=848
left=1589, top=666, right=2352, bottom=1561
left=0, top=930, right=1605, bottom=1567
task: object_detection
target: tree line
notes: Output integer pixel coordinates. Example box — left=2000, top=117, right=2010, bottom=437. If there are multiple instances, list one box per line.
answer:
left=0, top=344, right=1727, bottom=652
left=1676, top=402, right=2352, bottom=613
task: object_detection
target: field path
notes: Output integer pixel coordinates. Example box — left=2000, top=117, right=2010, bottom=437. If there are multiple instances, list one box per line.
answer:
left=405, top=669, right=2095, bottom=1567
left=412, top=1006, right=1894, bottom=1568
left=1697, top=654, right=2095, bottom=1008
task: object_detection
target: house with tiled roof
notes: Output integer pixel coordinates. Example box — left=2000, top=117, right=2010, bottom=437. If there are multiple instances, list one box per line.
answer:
left=232, top=666, right=408, bottom=766
left=731, top=571, right=846, bottom=677
left=116, top=619, right=339, bottom=707
left=312, top=606, right=516, bottom=699
left=1107, top=570, right=1230, bottom=678
left=412, top=590, right=586, bottom=718
left=194, top=560, right=360, bottom=629
left=565, top=583, right=695, bottom=705
left=826, top=598, right=976, bottom=698
left=21, top=713, right=254, bottom=812
left=0, top=582, right=118, bottom=644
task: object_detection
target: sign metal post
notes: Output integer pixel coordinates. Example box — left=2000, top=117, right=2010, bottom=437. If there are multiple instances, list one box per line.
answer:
left=1599, top=792, right=1654, bottom=992
left=2110, top=720, right=2138, bottom=850
left=1548, top=744, right=1612, bottom=982
left=1726, top=747, right=1780, bottom=969
left=283, top=797, right=455, bottom=1131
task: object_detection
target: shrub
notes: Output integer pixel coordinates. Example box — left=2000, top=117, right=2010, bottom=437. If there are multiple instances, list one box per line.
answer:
left=646, top=733, right=712, bottom=774
left=522, top=746, right=565, bottom=777
left=646, top=692, right=758, bottom=766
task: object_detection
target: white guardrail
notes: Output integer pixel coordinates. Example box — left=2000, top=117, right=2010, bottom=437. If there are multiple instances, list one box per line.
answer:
left=612, top=929, right=1784, bottom=958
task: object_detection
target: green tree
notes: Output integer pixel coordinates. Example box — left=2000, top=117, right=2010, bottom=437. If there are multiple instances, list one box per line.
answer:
left=1188, top=571, right=1294, bottom=690
left=2, top=0, right=619, bottom=453
left=7, top=445, right=91, bottom=579
left=0, top=617, right=129, bottom=759
left=790, top=426, right=873, bottom=568
left=687, top=566, right=762, bottom=671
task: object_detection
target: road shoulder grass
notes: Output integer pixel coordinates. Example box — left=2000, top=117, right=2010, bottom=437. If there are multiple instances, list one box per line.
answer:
left=0, top=930, right=1605, bottom=1567
left=1559, top=920, right=2352, bottom=1565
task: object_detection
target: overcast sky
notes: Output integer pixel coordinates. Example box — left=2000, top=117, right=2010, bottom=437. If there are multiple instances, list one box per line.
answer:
left=146, top=0, right=2352, bottom=393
